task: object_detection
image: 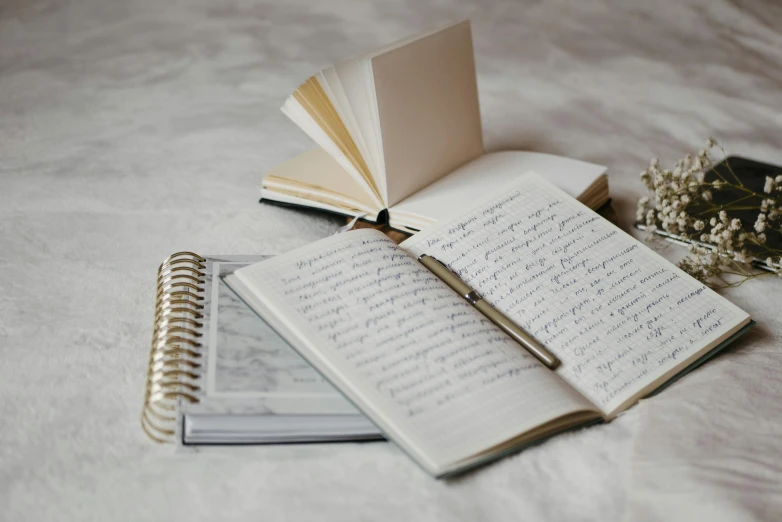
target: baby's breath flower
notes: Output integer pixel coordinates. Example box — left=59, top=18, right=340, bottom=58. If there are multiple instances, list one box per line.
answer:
left=764, top=176, right=775, bottom=194
left=638, top=139, right=782, bottom=287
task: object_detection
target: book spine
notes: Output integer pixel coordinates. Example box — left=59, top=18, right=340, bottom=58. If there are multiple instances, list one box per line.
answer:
left=141, top=252, right=207, bottom=443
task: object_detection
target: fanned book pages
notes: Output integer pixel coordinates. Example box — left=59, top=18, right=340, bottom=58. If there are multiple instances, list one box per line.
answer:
left=226, top=173, right=752, bottom=477
left=262, top=20, right=609, bottom=233
left=142, top=254, right=382, bottom=445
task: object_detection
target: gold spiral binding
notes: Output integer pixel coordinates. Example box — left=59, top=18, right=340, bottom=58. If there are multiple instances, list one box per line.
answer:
left=142, top=251, right=207, bottom=443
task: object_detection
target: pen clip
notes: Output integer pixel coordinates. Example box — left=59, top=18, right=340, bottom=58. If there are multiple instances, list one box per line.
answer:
left=431, top=256, right=451, bottom=270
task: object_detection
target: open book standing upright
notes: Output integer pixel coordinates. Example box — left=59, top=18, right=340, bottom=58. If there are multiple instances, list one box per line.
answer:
left=263, top=20, right=610, bottom=232
left=226, top=172, right=752, bottom=477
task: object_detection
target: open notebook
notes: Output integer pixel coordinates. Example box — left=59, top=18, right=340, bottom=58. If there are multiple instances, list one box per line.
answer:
left=263, top=20, right=609, bottom=232
left=228, top=173, right=751, bottom=477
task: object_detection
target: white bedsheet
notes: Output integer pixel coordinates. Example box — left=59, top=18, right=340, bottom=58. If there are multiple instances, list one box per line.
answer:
left=1, top=0, right=781, bottom=520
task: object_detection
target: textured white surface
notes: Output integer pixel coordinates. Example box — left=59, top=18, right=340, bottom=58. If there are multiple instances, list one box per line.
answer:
left=2, top=0, right=782, bottom=520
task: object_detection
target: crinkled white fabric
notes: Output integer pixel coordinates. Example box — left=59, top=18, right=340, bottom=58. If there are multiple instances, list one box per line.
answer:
left=1, top=0, right=781, bottom=520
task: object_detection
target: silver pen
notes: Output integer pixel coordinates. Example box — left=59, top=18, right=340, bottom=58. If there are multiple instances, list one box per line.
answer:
left=419, top=254, right=561, bottom=370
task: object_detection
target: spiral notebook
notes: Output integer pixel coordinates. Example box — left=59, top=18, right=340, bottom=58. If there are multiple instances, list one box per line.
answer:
left=142, top=252, right=382, bottom=445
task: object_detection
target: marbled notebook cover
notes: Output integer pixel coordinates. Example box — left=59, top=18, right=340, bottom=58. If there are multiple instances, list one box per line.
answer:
left=180, top=256, right=366, bottom=421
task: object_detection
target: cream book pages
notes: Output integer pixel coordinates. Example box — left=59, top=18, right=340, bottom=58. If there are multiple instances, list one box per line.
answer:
left=388, top=151, right=608, bottom=231
left=261, top=148, right=608, bottom=232
left=267, top=19, right=610, bottom=231
left=401, top=172, right=751, bottom=417
left=225, top=230, right=599, bottom=477
left=278, top=20, right=481, bottom=213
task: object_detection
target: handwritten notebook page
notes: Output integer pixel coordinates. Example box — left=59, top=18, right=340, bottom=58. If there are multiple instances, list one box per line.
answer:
left=231, top=229, right=597, bottom=474
left=402, top=173, right=750, bottom=417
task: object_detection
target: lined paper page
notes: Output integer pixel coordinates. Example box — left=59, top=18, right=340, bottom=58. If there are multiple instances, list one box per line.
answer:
left=232, top=229, right=595, bottom=471
left=402, top=173, right=750, bottom=415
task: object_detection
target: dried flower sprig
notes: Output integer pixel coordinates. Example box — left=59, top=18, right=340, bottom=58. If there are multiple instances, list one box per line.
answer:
left=637, top=139, right=782, bottom=288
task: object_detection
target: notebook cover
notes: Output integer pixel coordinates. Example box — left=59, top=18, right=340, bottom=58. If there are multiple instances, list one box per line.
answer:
left=179, top=255, right=383, bottom=445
